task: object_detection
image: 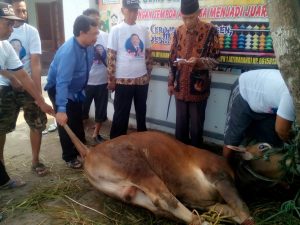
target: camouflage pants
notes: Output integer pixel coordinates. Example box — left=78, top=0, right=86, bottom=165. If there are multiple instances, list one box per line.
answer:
left=0, top=85, right=47, bottom=135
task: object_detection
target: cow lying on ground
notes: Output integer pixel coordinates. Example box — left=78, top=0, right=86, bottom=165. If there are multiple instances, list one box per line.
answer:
left=64, top=125, right=254, bottom=225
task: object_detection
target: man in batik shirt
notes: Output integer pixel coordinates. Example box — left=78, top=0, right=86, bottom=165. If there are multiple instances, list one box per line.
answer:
left=168, top=0, right=220, bottom=148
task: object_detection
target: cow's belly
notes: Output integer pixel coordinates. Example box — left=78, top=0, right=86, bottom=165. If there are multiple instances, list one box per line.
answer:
left=172, top=167, right=221, bottom=208
left=88, top=175, right=126, bottom=197
left=85, top=165, right=140, bottom=204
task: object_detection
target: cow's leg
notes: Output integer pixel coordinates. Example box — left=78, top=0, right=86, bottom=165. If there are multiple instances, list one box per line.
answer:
left=133, top=177, right=205, bottom=225
left=90, top=177, right=203, bottom=224
left=89, top=177, right=190, bottom=218
left=212, top=173, right=251, bottom=224
left=89, top=178, right=160, bottom=213
left=120, top=185, right=158, bottom=212
left=122, top=185, right=208, bottom=225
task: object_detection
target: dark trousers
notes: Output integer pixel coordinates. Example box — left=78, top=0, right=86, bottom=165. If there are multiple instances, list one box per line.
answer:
left=48, top=87, right=86, bottom=162
left=175, top=99, right=207, bottom=148
left=0, top=160, right=10, bottom=186
left=82, top=84, right=108, bottom=122
left=224, top=81, right=283, bottom=147
left=110, top=84, right=149, bottom=139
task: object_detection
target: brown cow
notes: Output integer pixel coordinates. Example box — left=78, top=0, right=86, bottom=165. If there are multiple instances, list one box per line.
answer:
left=64, top=125, right=254, bottom=225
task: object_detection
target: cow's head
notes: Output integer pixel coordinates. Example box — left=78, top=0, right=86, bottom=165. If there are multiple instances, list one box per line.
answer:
left=226, top=143, right=273, bottom=161
left=226, top=143, right=300, bottom=180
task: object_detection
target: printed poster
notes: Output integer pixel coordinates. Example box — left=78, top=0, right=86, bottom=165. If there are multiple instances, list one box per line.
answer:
left=99, top=0, right=277, bottom=69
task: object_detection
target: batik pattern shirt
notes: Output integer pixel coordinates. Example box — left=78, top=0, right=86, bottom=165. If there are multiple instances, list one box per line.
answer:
left=168, top=19, right=220, bottom=102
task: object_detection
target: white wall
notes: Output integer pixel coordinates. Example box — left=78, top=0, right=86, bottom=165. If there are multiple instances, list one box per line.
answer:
left=62, top=0, right=90, bottom=40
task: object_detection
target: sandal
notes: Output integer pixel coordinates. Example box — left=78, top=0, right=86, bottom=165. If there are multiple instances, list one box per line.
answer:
left=66, top=159, right=82, bottom=169
left=0, top=179, right=26, bottom=190
left=48, top=123, right=57, bottom=132
left=31, top=163, right=49, bottom=177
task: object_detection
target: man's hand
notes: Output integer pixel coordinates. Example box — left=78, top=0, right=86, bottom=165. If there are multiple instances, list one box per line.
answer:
left=275, top=115, right=293, bottom=142
left=37, top=101, right=55, bottom=115
left=173, top=57, right=199, bottom=69
left=168, top=86, right=174, bottom=96
left=175, top=57, right=219, bottom=70
left=173, top=58, right=187, bottom=69
left=56, top=112, right=68, bottom=126
left=186, top=57, right=198, bottom=67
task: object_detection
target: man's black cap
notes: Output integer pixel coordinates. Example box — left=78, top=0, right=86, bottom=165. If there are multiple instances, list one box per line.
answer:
left=181, top=0, right=199, bottom=15
left=0, top=2, right=24, bottom=21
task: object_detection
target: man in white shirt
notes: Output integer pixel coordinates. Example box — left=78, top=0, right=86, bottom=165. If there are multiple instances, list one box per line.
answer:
left=107, top=0, right=152, bottom=139
left=0, top=2, right=53, bottom=189
left=6, top=0, right=48, bottom=176
left=223, top=69, right=295, bottom=161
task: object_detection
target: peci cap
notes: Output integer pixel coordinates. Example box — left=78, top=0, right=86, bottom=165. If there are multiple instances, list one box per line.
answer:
left=122, top=0, right=141, bottom=9
left=180, top=0, right=199, bottom=15
left=0, top=2, right=24, bottom=21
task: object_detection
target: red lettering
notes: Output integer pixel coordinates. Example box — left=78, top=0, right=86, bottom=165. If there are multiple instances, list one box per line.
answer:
left=229, top=6, right=235, bottom=17
left=200, top=8, right=208, bottom=18
left=235, top=6, right=241, bottom=17
left=220, top=6, right=226, bottom=18
left=210, top=7, right=216, bottom=18
left=249, top=5, right=256, bottom=17
left=216, top=7, right=221, bottom=18
left=255, top=5, right=261, bottom=17
left=261, top=5, right=268, bottom=17
left=244, top=6, right=249, bottom=17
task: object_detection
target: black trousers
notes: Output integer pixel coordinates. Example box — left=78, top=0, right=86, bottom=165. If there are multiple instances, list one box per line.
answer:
left=224, top=81, right=283, bottom=147
left=82, top=84, right=108, bottom=123
left=110, top=84, right=149, bottom=139
left=0, top=160, right=10, bottom=186
left=48, top=87, right=86, bottom=162
left=175, top=99, right=207, bottom=148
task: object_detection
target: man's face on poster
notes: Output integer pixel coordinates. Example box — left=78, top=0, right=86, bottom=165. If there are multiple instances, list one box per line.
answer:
left=131, top=34, right=140, bottom=47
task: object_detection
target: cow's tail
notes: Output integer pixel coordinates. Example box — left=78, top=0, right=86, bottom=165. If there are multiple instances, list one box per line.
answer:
left=63, top=124, right=89, bottom=158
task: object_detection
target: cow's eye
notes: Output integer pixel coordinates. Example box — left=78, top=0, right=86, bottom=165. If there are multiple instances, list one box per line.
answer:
left=258, top=143, right=271, bottom=151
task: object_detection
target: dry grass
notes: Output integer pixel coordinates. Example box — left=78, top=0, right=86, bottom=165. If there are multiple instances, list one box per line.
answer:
left=1, top=175, right=233, bottom=225
left=1, top=174, right=300, bottom=225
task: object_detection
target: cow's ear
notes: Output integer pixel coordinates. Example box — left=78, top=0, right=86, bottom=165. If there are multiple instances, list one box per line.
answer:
left=257, top=143, right=272, bottom=152
left=226, top=145, right=246, bottom=152
left=226, top=145, right=254, bottom=160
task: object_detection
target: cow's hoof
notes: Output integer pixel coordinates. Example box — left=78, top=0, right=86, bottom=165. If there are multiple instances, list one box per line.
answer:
left=241, top=217, right=255, bottom=225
